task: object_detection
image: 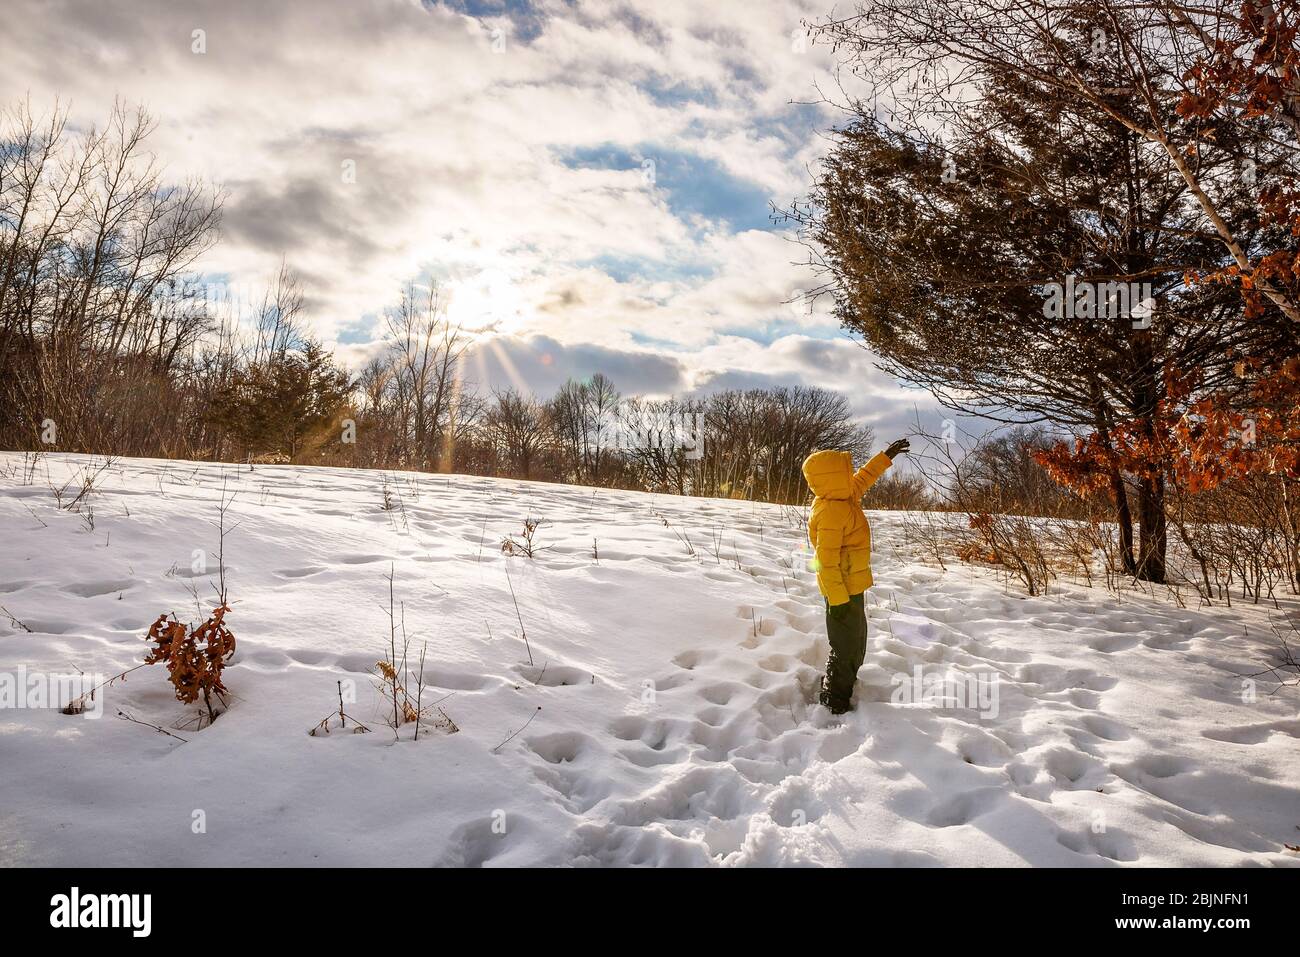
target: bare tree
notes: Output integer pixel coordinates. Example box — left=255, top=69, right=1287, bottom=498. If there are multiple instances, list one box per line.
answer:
left=482, top=388, right=549, bottom=479
left=251, top=260, right=305, bottom=365
left=547, top=373, right=621, bottom=484
left=701, top=387, right=873, bottom=503
left=378, top=279, right=469, bottom=470
left=0, top=98, right=223, bottom=456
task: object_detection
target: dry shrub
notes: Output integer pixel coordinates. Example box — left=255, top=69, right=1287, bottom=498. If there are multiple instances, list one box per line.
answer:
left=955, top=539, right=999, bottom=565
left=143, top=605, right=236, bottom=725
left=308, top=680, right=372, bottom=736
left=958, top=512, right=1053, bottom=596
left=897, top=509, right=952, bottom=570
left=371, top=655, right=458, bottom=738
left=376, top=660, right=421, bottom=724
left=369, top=570, right=459, bottom=740
left=501, top=516, right=546, bottom=558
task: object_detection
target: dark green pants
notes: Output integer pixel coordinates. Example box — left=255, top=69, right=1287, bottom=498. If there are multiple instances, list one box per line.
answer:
left=821, top=592, right=866, bottom=714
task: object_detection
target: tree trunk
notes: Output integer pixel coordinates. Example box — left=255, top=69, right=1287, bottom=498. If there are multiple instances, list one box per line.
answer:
left=1135, top=474, right=1167, bottom=583
left=1091, top=385, right=1138, bottom=577
left=1129, top=324, right=1167, bottom=584
left=1109, top=465, right=1138, bottom=576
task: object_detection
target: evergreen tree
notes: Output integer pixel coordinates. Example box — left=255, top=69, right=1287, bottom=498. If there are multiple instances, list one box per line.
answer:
left=209, top=339, right=352, bottom=461
left=792, top=16, right=1278, bottom=580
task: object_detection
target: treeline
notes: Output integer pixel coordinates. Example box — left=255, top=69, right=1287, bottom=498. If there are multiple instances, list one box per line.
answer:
left=349, top=334, right=874, bottom=503
left=0, top=99, right=875, bottom=504
left=335, top=274, right=879, bottom=501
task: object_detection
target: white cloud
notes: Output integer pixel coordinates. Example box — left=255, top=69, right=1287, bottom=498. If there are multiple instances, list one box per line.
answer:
left=1, top=0, right=930, bottom=435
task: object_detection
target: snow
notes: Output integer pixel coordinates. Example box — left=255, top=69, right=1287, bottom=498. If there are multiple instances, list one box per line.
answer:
left=0, top=452, right=1297, bottom=867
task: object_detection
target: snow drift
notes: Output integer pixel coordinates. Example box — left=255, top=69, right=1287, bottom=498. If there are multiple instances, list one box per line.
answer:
left=0, top=453, right=1297, bottom=867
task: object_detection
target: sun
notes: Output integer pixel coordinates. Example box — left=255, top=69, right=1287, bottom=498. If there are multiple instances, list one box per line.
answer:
left=445, top=268, right=527, bottom=339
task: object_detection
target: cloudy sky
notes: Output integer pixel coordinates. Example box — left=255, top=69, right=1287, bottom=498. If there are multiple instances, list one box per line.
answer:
left=3, top=0, right=942, bottom=439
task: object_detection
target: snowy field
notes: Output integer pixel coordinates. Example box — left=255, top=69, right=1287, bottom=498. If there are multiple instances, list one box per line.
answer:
left=1, top=452, right=1297, bottom=867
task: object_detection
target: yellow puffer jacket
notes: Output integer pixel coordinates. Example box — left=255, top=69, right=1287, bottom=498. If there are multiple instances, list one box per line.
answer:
left=802, top=449, right=893, bottom=605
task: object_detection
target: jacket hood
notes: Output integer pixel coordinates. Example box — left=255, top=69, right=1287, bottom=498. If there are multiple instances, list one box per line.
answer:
left=802, top=449, right=854, bottom=499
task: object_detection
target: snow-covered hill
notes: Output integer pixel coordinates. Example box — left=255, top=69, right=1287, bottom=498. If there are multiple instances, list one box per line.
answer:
left=1, top=453, right=1296, bottom=866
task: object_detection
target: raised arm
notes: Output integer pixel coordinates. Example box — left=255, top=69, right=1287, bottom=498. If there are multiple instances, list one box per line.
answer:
left=851, top=439, right=910, bottom=497
left=849, top=451, right=893, bottom=498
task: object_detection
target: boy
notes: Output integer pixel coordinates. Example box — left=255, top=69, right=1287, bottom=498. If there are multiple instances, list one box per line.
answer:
left=801, top=437, right=910, bottom=715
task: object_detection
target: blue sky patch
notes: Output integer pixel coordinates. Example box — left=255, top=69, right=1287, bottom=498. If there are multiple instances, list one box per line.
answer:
left=577, top=253, right=715, bottom=285
left=336, top=313, right=380, bottom=345
left=560, top=143, right=780, bottom=234
left=427, top=0, right=548, bottom=43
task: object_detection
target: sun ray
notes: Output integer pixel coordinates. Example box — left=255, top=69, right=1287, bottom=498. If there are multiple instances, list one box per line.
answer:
left=483, top=335, right=532, bottom=395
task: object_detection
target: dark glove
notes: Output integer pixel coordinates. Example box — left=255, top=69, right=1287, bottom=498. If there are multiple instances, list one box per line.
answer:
left=884, top=438, right=911, bottom=459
